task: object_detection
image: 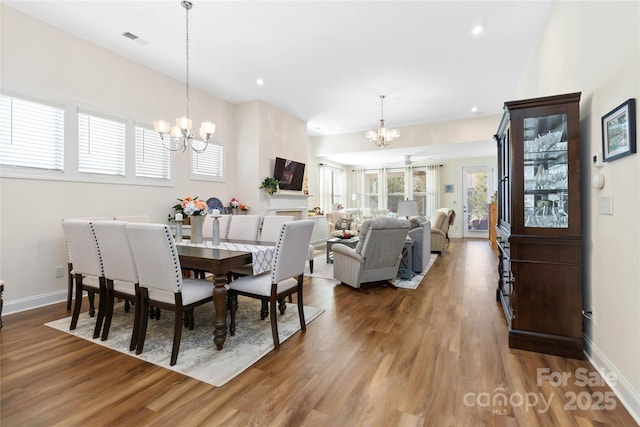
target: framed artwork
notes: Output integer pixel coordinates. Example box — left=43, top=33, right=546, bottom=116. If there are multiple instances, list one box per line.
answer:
left=602, top=98, right=636, bottom=162
left=444, top=184, right=454, bottom=193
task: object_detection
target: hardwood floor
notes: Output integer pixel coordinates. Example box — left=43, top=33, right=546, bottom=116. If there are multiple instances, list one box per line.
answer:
left=1, top=239, right=637, bottom=426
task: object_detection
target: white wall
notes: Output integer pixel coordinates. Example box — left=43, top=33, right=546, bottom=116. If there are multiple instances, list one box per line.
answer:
left=0, top=6, right=306, bottom=313
left=233, top=100, right=309, bottom=215
left=517, top=0, right=640, bottom=420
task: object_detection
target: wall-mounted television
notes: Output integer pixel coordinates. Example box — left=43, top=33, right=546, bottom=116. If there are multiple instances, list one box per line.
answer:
left=273, top=157, right=305, bottom=191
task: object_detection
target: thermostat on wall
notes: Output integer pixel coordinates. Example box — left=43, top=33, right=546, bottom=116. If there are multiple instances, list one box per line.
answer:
left=591, top=173, right=605, bottom=189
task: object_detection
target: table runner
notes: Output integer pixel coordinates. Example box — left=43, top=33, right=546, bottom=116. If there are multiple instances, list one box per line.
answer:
left=177, top=241, right=274, bottom=275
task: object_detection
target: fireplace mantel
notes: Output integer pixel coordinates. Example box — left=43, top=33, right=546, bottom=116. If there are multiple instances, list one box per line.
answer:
left=266, top=192, right=311, bottom=219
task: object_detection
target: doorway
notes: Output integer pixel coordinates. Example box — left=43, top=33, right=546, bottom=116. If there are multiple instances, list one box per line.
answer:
left=462, top=166, right=493, bottom=239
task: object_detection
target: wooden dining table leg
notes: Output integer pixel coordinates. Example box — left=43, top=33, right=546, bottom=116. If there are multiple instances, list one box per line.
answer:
left=212, top=275, right=228, bottom=350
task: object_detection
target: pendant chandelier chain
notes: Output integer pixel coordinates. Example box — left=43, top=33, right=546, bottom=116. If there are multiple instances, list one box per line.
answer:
left=184, top=1, right=190, bottom=120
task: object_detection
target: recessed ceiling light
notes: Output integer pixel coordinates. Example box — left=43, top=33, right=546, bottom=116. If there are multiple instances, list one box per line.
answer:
left=472, top=25, right=484, bottom=35
left=471, top=106, right=479, bottom=113
left=256, top=78, right=264, bottom=86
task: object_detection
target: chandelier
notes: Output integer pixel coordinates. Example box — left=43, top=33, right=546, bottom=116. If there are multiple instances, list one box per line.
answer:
left=366, top=95, right=399, bottom=147
left=154, top=1, right=215, bottom=153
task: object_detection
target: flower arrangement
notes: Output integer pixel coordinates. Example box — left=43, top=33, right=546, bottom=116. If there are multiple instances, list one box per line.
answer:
left=240, top=204, right=250, bottom=212
left=229, top=197, right=240, bottom=209
left=173, top=196, right=207, bottom=217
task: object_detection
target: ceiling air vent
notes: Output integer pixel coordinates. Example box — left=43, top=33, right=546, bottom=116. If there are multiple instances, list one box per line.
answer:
left=122, top=32, right=139, bottom=40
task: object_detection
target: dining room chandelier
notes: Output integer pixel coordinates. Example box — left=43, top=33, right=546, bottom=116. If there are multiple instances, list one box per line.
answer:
left=366, top=95, right=399, bottom=147
left=154, top=1, right=215, bottom=153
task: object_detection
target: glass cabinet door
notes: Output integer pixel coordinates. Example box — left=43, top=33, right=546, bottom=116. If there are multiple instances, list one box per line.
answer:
left=522, top=113, right=568, bottom=228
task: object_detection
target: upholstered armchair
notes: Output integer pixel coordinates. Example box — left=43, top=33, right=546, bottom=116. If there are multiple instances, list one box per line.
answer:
left=430, top=208, right=455, bottom=253
left=332, top=217, right=410, bottom=289
left=326, top=210, right=358, bottom=237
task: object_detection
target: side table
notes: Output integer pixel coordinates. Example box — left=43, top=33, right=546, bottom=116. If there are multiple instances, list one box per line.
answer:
left=326, top=237, right=359, bottom=263
left=398, top=238, right=415, bottom=280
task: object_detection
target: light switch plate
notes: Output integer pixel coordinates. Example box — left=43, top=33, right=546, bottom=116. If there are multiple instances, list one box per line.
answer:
left=598, top=195, right=613, bottom=215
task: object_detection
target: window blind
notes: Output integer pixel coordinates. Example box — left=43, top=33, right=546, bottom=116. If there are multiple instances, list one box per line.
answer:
left=135, top=125, right=170, bottom=179
left=192, top=143, right=223, bottom=178
left=0, top=95, right=64, bottom=170
left=78, top=113, right=125, bottom=175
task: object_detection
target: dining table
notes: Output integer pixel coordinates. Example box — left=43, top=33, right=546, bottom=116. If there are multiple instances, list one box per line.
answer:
left=175, top=239, right=275, bottom=350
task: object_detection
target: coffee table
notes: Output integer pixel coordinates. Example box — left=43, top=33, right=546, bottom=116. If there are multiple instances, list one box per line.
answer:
left=326, top=236, right=359, bottom=263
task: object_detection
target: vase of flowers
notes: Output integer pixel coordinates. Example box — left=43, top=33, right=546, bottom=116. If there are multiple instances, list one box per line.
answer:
left=190, top=214, right=205, bottom=244
left=173, top=196, right=207, bottom=244
left=230, top=197, right=240, bottom=215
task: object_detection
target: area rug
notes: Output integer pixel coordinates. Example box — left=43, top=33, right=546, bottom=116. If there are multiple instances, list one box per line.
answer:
left=45, top=297, right=324, bottom=387
left=306, top=251, right=437, bottom=289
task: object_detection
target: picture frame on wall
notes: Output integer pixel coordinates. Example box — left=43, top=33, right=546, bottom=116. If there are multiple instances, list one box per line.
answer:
left=444, top=184, right=454, bottom=193
left=601, top=98, right=636, bottom=162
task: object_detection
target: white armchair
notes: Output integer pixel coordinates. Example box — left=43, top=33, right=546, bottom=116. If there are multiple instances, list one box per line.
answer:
left=332, top=218, right=410, bottom=289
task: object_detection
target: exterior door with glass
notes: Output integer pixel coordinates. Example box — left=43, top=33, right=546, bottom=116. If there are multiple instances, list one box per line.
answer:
left=462, top=166, right=493, bottom=238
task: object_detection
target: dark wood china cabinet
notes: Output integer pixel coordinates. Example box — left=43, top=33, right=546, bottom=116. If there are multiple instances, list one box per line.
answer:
left=494, top=92, right=583, bottom=359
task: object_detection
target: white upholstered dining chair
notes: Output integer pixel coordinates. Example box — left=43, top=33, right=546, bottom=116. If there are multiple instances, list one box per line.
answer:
left=228, top=220, right=314, bottom=349
left=63, top=216, right=105, bottom=312
left=92, top=221, right=139, bottom=345
left=259, top=215, right=294, bottom=241
left=125, top=223, right=214, bottom=366
left=227, top=215, right=262, bottom=241
left=229, top=215, right=295, bottom=278
left=260, top=215, right=316, bottom=273
left=61, top=219, right=106, bottom=338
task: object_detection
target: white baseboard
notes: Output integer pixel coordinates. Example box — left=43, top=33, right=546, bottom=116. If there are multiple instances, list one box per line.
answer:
left=4, top=290, right=67, bottom=315
left=584, top=335, right=640, bottom=425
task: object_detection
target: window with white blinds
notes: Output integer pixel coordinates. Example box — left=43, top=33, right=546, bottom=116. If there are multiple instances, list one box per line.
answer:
left=78, top=113, right=125, bottom=175
left=135, top=125, right=170, bottom=179
left=0, top=95, right=64, bottom=170
left=191, top=143, right=223, bottom=178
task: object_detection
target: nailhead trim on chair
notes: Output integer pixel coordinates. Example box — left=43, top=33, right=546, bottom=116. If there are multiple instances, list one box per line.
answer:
left=88, top=222, right=105, bottom=273
left=270, top=222, right=289, bottom=283
left=163, top=225, right=182, bottom=291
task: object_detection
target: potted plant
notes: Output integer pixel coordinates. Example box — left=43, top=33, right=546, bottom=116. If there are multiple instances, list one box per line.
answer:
left=259, top=177, right=279, bottom=195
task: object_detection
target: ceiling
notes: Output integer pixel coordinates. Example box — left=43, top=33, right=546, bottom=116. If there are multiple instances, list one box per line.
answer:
left=5, top=0, right=554, bottom=165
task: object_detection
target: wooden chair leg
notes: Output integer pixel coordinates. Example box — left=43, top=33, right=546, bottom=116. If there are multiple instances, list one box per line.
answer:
left=66, top=263, right=74, bottom=311
left=136, top=290, right=150, bottom=355
left=171, top=308, right=184, bottom=366
left=101, top=286, right=115, bottom=341
left=130, top=293, right=142, bottom=351
left=269, top=297, right=280, bottom=349
left=297, top=284, right=306, bottom=333
left=88, top=290, right=96, bottom=317
left=92, top=285, right=107, bottom=339
left=70, top=274, right=84, bottom=330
